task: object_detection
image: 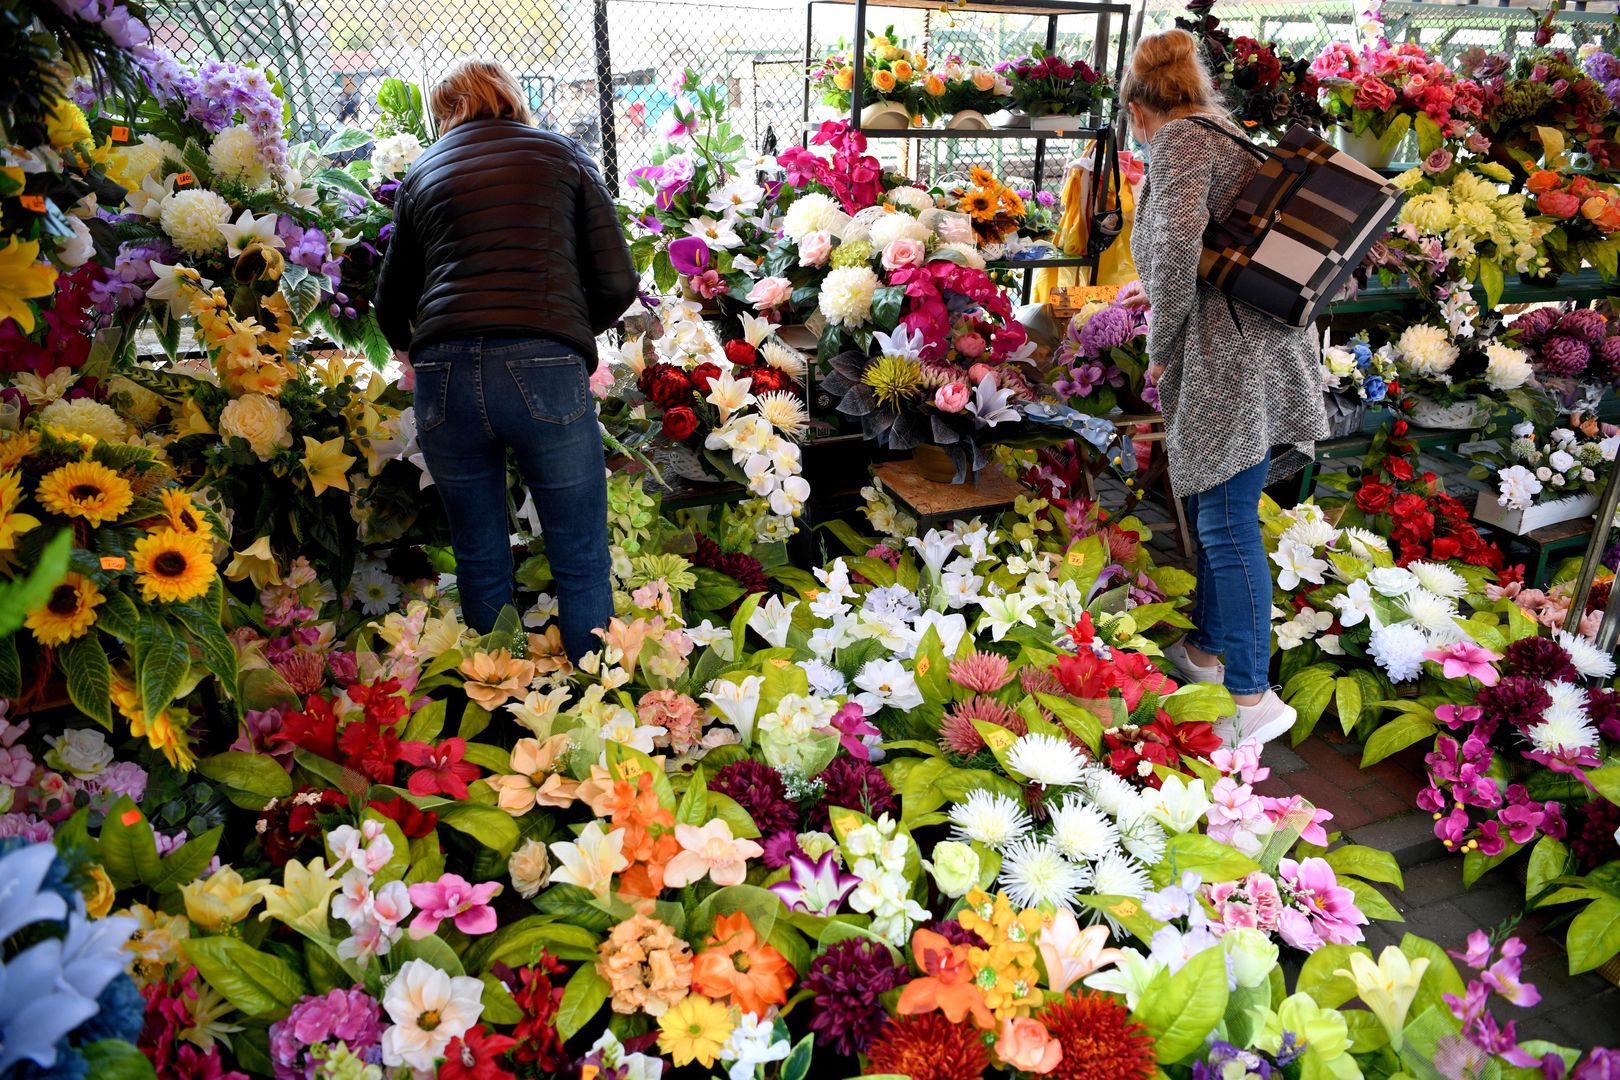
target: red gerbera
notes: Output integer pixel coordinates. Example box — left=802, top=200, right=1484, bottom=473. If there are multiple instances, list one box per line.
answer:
left=865, top=1012, right=993, bottom=1080
left=439, top=1025, right=518, bottom=1080
left=399, top=737, right=481, bottom=798
left=1038, top=990, right=1157, bottom=1080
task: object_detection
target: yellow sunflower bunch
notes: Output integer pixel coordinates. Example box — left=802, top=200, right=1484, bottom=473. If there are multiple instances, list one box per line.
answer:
left=955, top=166, right=1026, bottom=243
left=130, top=488, right=218, bottom=606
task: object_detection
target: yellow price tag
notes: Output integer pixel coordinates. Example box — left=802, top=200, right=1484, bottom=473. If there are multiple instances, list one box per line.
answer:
left=983, top=727, right=1015, bottom=752
left=915, top=656, right=930, bottom=677
left=770, top=657, right=790, bottom=668
left=833, top=812, right=859, bottom=837
left=615, top=758, right=643, bottom=781
left=805, top=588, right=820, bottom=600
left=174, top=171, right=195, bottom=187
left=1111, top=899, right=1139, bottom=918
left=1066, top=549, right=1086, bottom=568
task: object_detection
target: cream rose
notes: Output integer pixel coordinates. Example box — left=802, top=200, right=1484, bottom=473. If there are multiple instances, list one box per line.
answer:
left=45, top=729, right=113, bottom=778
left=881, top=237, right=927, bottom=270
left=508, top=838, right=552, bottom=899
left=218, top=392, right=293, bottom=459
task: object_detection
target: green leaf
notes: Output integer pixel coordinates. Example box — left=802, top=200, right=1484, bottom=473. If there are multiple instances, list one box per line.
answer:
left=1567, top=896, right=1620, bottom=974
left=1325, top=845, right=1403, bottom=889
left=151, top=825, right=223, bottom=892
left=61, top=634, right=113, bottom=730
left=1477, top=258, right=1505, bottom=309
left=479, top=973, right=524, bottom=1025
left=1361, top=714, right=1436, bottom=767
left=403, top=699, right=448, bottom=743
left=81, top=1040, right=158, bottom=1080
left=1159, top=682, right=1237, bottom=725
left=1037, top=693, right=1103, bottom=754
left=1462, top=839, right=1522, bottom=887
left=183, top=936, right=308, bottom=1019
left=1154, top=833, right=1261, bottom=887
left=1343, top=877, right=1403, bottom=922
left=1589, top=765, right=1620, bottom=807
left=464, top=915, right=601, bottom=971
left=556, top=962, right=611, bottom=1040
left=1334, top=677, right=1363, bottom=736
left=677, top=766, right=710, bottom=826
left=135, top=615, right=189, bottom=719
left=1297, top=942, right=1363, bottom=1008
left=319, top=126, right=375, bottom=155
left=1527, top=836, right=1572, bottom=903
left=197, top=751, right=294, bottom=809
left=394, top=931, right=465, bottom=975
left=0, top=529, right=71, bottom=636
left=782, top=1034, right=815, bottom=1080
left=98, top=796, right=163, bottom=889
left=1401, top=933, right=1465, bottom=1020
left=439, top=799, right=521, bottom=858
left=1130, top=942, right=1230, bottom=1062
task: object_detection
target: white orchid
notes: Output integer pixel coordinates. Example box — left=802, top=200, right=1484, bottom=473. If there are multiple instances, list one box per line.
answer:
left=976, top=591, right=1040, bottom=641
left=217, top=208, right=283, bottom=257
left=1270, top=538, right=1329, bottom=591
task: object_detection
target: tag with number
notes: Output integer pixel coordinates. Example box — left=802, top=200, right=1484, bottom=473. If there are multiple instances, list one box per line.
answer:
left=1111, top=899, right=1139, bottom=918
left=1066, top=549, right=1086, bottom=568
left=915, top=656, right=930, bottom=677
left=18, top=195, right=45, bottom=212
left=983, top=727, right=1015, bottom=752
left=174, top=172, right=195, bottom=187
left=615, top=757, right=643, bottom=782
left=100, top=556, right=126, bottom=571
left=833, top=812, right=859, bottom=838
left=110, top=125, right=131, bottom=142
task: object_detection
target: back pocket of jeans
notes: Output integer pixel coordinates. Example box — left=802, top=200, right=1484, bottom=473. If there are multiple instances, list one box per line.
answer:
left=505, top=355, right=587, bottom=424
left=412, top=361, right=451, bottom=433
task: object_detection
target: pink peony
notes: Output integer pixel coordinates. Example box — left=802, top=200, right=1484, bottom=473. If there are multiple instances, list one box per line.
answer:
left=934, top=381, right=970, bottom=413
left=1353, top=75, right=1397, bottom=112
left=406, top=873, right=501, bottom=938
left=798, top=231, right=833, bottom=267
left=747, top=275, right=793, bottom=310
left=880, top=238, right=926, bottom=271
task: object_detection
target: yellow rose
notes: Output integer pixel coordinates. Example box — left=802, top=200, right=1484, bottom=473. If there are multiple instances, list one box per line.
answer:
left=872, top=69, right=898, bottom=94
left=833, top=66, right=855, bottom=92
left=869, top=35, right=892, bottom=49
left=877, top=45, right=901, bottom=61
left=218, top=392, right=293, bottom=460
left=180, top=866, right=269, bottom=932
left=84, top=865, right=116, bottom=918
left=891, top=59, right=913, bottom=82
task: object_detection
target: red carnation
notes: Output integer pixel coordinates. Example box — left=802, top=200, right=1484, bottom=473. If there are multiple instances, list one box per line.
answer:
left=661, top=405, right=699, bottom=441
left=724, top=339, right=758, bottom=366
left=1354, top=481, right=1393, bottom=513
left=747, top=367, right=790, bottom=395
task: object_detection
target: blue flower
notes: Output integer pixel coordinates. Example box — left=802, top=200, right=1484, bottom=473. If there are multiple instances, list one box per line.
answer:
left=0, top=844, right=70, bottom=942
left=1362, top=375, right=1387, bottom=402
left=1351, top=340, right=1371, bottom=363
left=0, top=938, right=102, bottom=1072
left=75, top=975, right=145, bottom=1045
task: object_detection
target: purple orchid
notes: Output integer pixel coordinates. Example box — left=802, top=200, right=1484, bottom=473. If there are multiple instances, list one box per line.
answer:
left=768, top=850, right=859, bottom=915
left=828, top=703, right=879, bottom=761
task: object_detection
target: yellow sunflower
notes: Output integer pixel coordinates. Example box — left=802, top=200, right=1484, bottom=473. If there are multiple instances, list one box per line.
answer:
left=999, top=187, right=1026, bottom=217
left=110, top=676, right=196, bottom=771
left=25, top=572, right=104, bottom=646
left=36, top=460, right=135, bottom=526
left=0, top=430, right=40, bottom=473
left=0, top=469, right=40, bottom=551
left=131, top=527, right=215, bottom=603
left=962, top=188, right=998, bottom=222
left=969, top=166, right=1000, bottom=189
left=159, top=488, right=207, bottom=536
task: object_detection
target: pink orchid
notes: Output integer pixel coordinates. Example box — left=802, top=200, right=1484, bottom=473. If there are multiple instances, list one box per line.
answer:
left=406, top=873, right=501, bottom=938
left=1422, top=642, right=1502, bottom=686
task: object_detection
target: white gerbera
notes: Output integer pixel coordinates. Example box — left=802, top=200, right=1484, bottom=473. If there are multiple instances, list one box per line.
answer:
left=1484, top=343, right=1533, bottom=390
left=870, top=210, right=931, bottom=250
left=1048, top=797, right=1118, bottom=862
left=1115, top=811, right=1167, bottom=866
left=1407, top=561, right=1468, bottom=600
left=937, top=240, right=987, bottom=269
left=817, top=266, right=879, bottom=328
left=38, top=397, right=129, bottom=443
left=207, top=124, right=271, bottom=188
left=1396, top=324, right=1460, bottom=377
left=948, top=789, right=1031, bottom=850
left=755, top=391, right=809, bottom=439
left=1543, top=680, right=1590, bottom=723
left=760, top=339, right=808, bottom=377
left=782, top=193, right=848, bottom=241
left=998, top=838, right=1089, bottom=911
left=1006, top=733, right=1085, bottom=787
left=160, top=188, right=233, bottom=256
left=1554, top=630, right=1617, bottom=680
left=1369, top=622, right=1430, bottom=682
left=351, top=563, right=402, bottom=616
left=1090, top=851, right=1152, bottom=899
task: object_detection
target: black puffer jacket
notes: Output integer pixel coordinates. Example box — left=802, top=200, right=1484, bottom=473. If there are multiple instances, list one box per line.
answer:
left=374, top=118, right=638, bottom=365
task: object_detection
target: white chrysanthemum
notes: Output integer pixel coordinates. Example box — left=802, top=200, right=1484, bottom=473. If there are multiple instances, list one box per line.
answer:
left=1342, top=527, right=1391, bottom=559
left=755, top=391, right=809, bottom=439
left=1407, top=561, right=1467, bottom=600
left=937, top=240, right=986, bottom=269
left=107, top=134, right=181, bottom=191
left=1048, top=797, right=1118, bottom=862
left=207, top=124, right=270, bottom=188
left=1401, top=589, right=1463, bottom=641
left=948, top=789, right=1031, bottom=850
left=373, top=133, right=424, bottom=179
left=1367, top=566, right=1417, bottom=598
left=160, top=188, right=232, bottom=256
left=782, top=193, right=848, bottom=241
left=1554, top=630, right=1617, bottom=680
left=1281, top=517, right=1338, bottom=550
left=760, top=339, right=808, bottom=377
left=1115, top=811, right=1167, bottom=866
left=886, top=186, right=936, bottom=214
left=1543, top=679, right=1590, bottom=723
left=1484, top=343, right=1533, bottom=391
left=870, top=211, right=931, bottom=250
left=1076, top=765, right=1139, bottom=819
left=1369, top=622, right=1430, bottom=682
left=1007, top=733, right=1085, bottom=787
left=1527, top=708, right=1599, bottom=755
left=38, top=397, right=129, bottom=443
left=1090, top=851, right=1151, bottom=899
left=998, top=838, right=1089, bottom=911
left=351, top=563, right=402, bottom=616
left=1396, top=324, right=1460, bottom=377
left=817, top=266, right=879, bottom=328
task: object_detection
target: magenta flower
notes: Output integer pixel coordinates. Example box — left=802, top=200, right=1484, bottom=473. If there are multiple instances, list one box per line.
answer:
left=828, top=703, right=879, bottom=761
left=768, top=850, right=859, bottom=915
left=406, top=873, right=501, bottom=938
left=1434, top=703, right=1484, bottom=730
left=668, top=235, right=711, bottom=277
left=1422, top=642, right=1502, bottom=686
left=1276, top=857, right=1367, bottom=951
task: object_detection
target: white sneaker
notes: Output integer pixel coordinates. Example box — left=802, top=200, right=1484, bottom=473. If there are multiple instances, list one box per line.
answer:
left=1234, top=690, right=1297, bottom=747
left=1211, top=716, right=1241, bottom=747
left=1165, top=639, right=1226, bottom=685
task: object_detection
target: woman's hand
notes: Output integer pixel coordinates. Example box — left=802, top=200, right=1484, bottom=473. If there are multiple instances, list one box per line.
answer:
left=1118, top=279, right=1149, bottom=310
left=1147, top=360, right=1166, bottom=384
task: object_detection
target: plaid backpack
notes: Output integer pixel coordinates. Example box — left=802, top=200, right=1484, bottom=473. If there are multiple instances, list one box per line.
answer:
left=1188, top=116, right=1404, bottom=328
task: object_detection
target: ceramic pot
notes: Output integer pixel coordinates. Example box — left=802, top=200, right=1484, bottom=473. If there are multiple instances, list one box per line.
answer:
left=860, top=101, right=912, bottom=130
left=1334, top=124, right=1396, bottom=168
left=946, top=109, right=990, bottom=130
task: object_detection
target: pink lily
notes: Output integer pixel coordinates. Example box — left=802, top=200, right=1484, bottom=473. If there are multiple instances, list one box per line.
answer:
left=406, top=873, right=501, bottom=938
left=1422, top=642, right=1502, bottom=686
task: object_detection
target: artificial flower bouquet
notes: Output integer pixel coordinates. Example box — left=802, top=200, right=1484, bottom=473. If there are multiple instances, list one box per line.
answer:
left=1175, top=0, right=1326, bottom=141
left=1321, top=332, right=1398, bottom=412
left=1380, top=304, right=1539, bottom=419
left=1001, top=47, right=1113, bottom=123
left=944, top=165, right=1058, bottom=258
left=810, top=29, right=932, bottom=124
left=1464, top=45, right=1618, bottom=171
left=1526, top=165, right=1620, bottom=281
left=1509, top=304, right=1620, bottom=390
left=1384, top=159, right=1545, bottom=308
left=931, top=54, right=1014, bottom=119
left=621, top=71, right=783, bottom=299
left=1048, top=296, right=1155, bottom=416
left=1310, top=38, right=1486, bottom=154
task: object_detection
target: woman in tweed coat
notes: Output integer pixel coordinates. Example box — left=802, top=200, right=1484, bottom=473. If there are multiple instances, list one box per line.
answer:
left=1117, top=29, right=1330, bottom=746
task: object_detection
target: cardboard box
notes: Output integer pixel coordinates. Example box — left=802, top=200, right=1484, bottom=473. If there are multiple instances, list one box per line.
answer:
left=1473, top=490, right=1599, bottom=535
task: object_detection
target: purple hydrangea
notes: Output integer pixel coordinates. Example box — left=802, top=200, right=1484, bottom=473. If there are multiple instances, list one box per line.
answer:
left=1540, top=334, right=1592, bottom=377
left=269, top=988, right=384, bottom=1080
left=1078, top=302, right=1144, bottom=359
left=77, top=761, right=148, bottom=810
left=1558, top=308, right=1610, bottom=345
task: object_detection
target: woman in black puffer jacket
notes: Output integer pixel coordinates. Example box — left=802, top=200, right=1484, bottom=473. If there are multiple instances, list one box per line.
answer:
left=375, top=59, right=638, bottom=662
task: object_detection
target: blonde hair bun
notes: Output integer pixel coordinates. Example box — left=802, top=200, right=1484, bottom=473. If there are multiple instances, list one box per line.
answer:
left=1121, top=28, right=1219, bottom=116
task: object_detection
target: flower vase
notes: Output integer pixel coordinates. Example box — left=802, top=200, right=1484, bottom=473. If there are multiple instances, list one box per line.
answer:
left=1408, top=396, right=1483, bottom=430
left=1029, top=114, right=1085, bottom=132
left=946, top=109, right=990, bottom=131
left=990, top=108, right=1029, bottom=129
left=1334, top=125, right=1396, bottom=169
left=859, top=101, right=912, bottom=130
left=912, top=444, right=960, bottom=483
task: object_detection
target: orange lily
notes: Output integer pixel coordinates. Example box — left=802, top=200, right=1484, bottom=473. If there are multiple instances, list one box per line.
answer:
left=898, top=928, right=995, bottom=1029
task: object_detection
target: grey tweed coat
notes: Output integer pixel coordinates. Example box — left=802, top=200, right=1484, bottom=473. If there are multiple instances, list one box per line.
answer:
left=1130, top=116, right=1329, bottom=498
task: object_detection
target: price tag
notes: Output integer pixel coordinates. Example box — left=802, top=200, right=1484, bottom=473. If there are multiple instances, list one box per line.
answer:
left=582, top=1068, right=599, bottom=1080
left=804, top=588, right=820, bottom=600
left=174, top=171, right=195, bottom=187
left=99, top=556, right=126, bottom=571
left=915, top=656, right=930, bottom=677
left=769, top=657, right=790, bottom=668
left=983, top=727, right=1015, bottom=752
left=832, top=812, right=860, bottom=838
left=109, top=125, right=131, bottom=142
left=1111, top=899, right=1139, bottom=918
left=1065, top=549, right=1086, bottom=568
left=18, top=195, right=45, bottom=212
left=120, top=809, right=143, bottom=827
left=614, top=757, right=643, bottom=782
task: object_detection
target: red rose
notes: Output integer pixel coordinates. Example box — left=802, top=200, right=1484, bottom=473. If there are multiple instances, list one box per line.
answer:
left=1390, top=492, right=1426, bottom=518
left=1354, top=482, right=1393, bottom=513
left=724, top=339, right=758, bottom=367
left=661, top=405, right=698, bottom=441
left=1386, top=456, right=1415, bottom=481
left=747, top=367, right=790, bottom=395
left=691, top=362, right=723, bottom=392
left=1392, top=420, right=1409, bottom=437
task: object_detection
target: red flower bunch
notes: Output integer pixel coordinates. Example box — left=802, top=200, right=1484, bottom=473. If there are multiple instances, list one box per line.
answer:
left=776, top=121, right=883, bottom=213
left=1104, top=714, right=1222, bottom=788
left=256, top=787, right=348, bottom=866
left=274, top=679, right=413, bottom=786
left=498, top=955, right=570, bottom=1069
left=660, top=405, right=698, bottom=441
left=399, top=736, right=480, bottom=798
left=1231, top=36, right=1283, bottom=89
left=638, top=362, right=695, bottom=409
left=0, top=263, right=105, bottom=375
left=1351, top=421, right=1504, bottom=569
left=723, top=339, right=757, bottom=367
left=1050, top=613, right=1178, bottom=712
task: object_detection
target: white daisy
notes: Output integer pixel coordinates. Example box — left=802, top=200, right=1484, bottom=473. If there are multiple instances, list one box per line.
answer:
left=350, top=563, right=401, bottom=616
left=1554, top=630, right=1617, bottom=680
left=760, top=339, right=808, bottom=377
left=1280, top=517, right=1338, bottom=550
left=948, top=790, right=1031, bottom=850
left=1090, top=851, right=1152, bottom=900
left=998, top=838, right=1089, bottom=911
left=1006, top=733, right=1086, bottom=788
left=1407, top=561, right=1468, bottom=600
left=1543, top=680, right=1590, bottom=725
left=1048, top=797, right=1118, bottom=862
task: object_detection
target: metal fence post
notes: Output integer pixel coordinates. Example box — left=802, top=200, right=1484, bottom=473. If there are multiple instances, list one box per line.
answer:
left=593, top=0, right=618, bottom=190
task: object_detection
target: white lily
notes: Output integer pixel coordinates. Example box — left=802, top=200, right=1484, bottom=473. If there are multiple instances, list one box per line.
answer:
left=217, top=208, right=284, bottom=257
left=146, top=261, right=214, bottom=318
left=872, top=324, right=926, bottom=361
left=707, top=368, right=754, bottom=423
left=967, top=373, right=1019, bottom=427
left=746, top=595, right=799, bottom=648
left=1082, top=947, right=1167, bottom=1011
left=976, top=591, right=1039, bottom=641
left=1143, top=774, right=1212, bottom=833
left=505, top=686, right=572, bottom=739
left=1270, top=538, right=1329, bottom=591
left=685, top=619, right=734, bottom=661
left=702, top=674, right=765, bottom=745
left=906, top=528, right=958, bottom=575
left=738, top=312, right=773, bottom=348
left=683, top=215, right=742, bottom=249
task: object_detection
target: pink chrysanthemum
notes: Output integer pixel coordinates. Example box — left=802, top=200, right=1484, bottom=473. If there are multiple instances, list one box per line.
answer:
left=938, top=695, right=1027, bottom=757
left=1019, top=665, right=1065, bottom=697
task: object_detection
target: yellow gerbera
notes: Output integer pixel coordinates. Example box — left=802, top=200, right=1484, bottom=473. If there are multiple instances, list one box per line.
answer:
left=131, top=527, right=215, bottom=604
left=159, top=488, right=207, bottom=536
left=656, top=994, right=734, bottom=1068
left=111, top=676, right=196, bottom=771
left=962, top=188, right=999, bottom=222
left=0, top=469, right=40, bottom=551
left=36, top=460, right=135, bottom=526
left=969, top=165, right=998, bottom=189
left=25, top=572, right=104, bottom=646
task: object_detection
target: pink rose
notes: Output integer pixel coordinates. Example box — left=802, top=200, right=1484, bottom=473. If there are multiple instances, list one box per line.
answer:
left=589, top=364, right=615, bottom=399
left=955, top=332, right=986, bottom=359
left=747, top=275, right=793, bottom=310
left=1421, top=147, right=1453, bottom=174
left=967, top=362, right=994, bottom=383
left=798, top=230, right=833, bottom=267
left=1352, top=76, right=1396, bottom=112
left=934, top=381, right=970, bottom=412
left=880, top=238, right=926, bottom=271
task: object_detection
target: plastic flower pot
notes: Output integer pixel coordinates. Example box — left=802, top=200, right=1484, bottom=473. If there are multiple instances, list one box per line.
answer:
left=1333, top=124, right=1397, bottom=168
left=946, top=109, right=990, bottom=130
left=860, top=101, right=912, bottom=130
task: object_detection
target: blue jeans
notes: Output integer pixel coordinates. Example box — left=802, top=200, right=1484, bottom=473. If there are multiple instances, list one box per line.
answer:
left=1184, top=454, right=1272, bottom=696
left=412, top=336, right=612, bottom=662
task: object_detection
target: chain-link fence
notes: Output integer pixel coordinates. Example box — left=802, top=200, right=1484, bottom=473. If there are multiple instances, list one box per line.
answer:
left=146, top=0, right=1619, bottom=195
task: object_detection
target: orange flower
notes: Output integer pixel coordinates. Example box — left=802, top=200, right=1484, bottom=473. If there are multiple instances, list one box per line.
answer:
left=690, top=912, right=794, bottom=1016
left=1526, top=169, right=1562, bottom=195
left=597, top=913, right=694, bottom=1016
left=603, top=772, right=680, bottom=899
left=898, top=928, right=995, bottom=1029
left=996, top=1016, right=1063, bottom=1074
